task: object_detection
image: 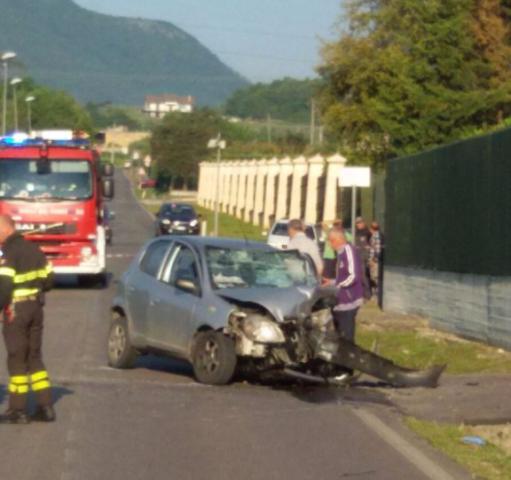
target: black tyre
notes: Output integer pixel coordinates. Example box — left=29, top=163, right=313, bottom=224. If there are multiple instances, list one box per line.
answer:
left=192, top=331, right=237, bottom=385
left=107, top=313, right=139, bottom=369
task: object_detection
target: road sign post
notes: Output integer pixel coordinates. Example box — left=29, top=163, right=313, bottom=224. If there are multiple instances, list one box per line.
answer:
left=207, top=135, right=226, bottom=237
left=339, top=167, right=372, bottom=235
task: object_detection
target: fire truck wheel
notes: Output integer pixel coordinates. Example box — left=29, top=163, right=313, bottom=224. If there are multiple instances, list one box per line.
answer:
left=108, top=313, right=139, bottom=369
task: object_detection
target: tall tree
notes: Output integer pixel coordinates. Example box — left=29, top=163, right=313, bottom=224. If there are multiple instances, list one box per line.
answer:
left=319, top=0, right=511, bottom=166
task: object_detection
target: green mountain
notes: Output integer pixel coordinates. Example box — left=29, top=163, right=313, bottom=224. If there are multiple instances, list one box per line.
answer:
left=0, top=0, right=248, bottom=105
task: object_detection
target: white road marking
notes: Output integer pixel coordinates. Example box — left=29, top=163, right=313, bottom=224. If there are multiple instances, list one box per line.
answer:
left=123, top=171, right=156, bottom=220
left=352, top=408, right=458, bottom=480
left=106, top=253, right=134, bottom=259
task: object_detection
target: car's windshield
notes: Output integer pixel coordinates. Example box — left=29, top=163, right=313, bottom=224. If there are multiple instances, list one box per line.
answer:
left=206, top=246, right=318, bottom=289
left=161, top=204, right=196, bottom=221
left=271, top=222, right=316, bottom=240
left=0, top=159, right=92, bottom=201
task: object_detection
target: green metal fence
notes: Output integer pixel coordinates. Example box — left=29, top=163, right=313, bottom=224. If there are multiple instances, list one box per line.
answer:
left=386, top=127, right=511, bottom=276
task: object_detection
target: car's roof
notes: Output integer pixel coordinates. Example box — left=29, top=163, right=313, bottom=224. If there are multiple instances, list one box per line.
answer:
left=154, top=235, right=273, bottom=251
left=161, top=202, right=195, bottom=208
left=272, top=219, right=315, bottom=227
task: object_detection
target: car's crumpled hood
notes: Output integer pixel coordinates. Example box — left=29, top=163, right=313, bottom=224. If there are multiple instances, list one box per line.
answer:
left=217, top=286, right=335, bottom=322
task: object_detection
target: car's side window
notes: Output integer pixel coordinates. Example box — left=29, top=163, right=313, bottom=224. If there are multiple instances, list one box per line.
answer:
left=162, top=245, right=201, bottom=295
left=139, top=241, right=170, bottom=278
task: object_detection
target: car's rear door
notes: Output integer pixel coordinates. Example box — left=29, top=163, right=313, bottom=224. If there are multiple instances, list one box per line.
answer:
left=147, top=242, right=202, bottom=355
left=125, top=240, right=172, bottom=338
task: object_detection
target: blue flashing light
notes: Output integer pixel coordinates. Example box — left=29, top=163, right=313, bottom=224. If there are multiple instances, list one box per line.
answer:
left=0, top=134, right=90, bottom=148
left=0, top=133, right=38, bottom=146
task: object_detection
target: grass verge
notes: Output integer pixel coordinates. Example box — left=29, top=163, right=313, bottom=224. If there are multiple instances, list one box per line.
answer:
left=356, top=302, right=511, bottom=374
left=194, top=206, right=265, bottom=241
left=406, top=418, right=511, bottom=480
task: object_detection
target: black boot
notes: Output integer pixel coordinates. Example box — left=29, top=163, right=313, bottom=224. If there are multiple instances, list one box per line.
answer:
left=1, top=409, right=30, bottom=424
left=32, top=406, right=56, bottom=422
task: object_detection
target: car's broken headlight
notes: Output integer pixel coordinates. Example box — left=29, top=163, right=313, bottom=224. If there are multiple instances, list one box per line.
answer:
left=242, top=316, right=285, bottom=344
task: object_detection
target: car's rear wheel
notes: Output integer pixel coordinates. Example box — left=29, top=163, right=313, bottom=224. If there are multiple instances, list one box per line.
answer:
left=108, top=313, right=138, bottom=369
left=192, top=331, right=237, bottom=385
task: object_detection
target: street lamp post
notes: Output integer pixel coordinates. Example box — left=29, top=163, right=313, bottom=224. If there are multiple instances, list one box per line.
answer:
left=1, top=51, right=16, bottom=136
left=10, top=77, right=22, bottom=132
left=207, top=134, right=226, bottom=237
left=25, top=96, right=35, bottom=133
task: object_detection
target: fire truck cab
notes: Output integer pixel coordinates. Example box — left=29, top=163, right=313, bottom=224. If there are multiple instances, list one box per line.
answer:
left=0, top=132, right=114, bottom=285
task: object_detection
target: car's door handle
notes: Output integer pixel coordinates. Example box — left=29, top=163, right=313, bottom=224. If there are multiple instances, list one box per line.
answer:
left=127, top=286, right=136, bottom=292
left=150, top=299, right=161, bottom=306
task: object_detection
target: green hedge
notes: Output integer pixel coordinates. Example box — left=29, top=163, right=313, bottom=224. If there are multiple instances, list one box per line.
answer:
left=386, top=127, right=511, bottom=276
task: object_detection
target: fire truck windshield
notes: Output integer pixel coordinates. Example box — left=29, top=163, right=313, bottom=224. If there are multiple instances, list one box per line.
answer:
left=0, top=159, right=93, bottom=201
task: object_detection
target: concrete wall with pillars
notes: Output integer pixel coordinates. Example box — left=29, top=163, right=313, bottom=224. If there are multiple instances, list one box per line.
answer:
left=197, top=154, right=350, bottom=229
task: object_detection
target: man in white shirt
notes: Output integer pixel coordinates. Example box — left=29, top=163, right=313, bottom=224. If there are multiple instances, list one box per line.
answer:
left=287, top=219, right=323, bottom=277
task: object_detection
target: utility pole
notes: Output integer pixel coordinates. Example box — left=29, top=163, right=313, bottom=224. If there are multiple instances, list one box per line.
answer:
left=207, top=134, right=226, bottom=237
left=319, top=125, right=324, bottom=145
left=310, top=98, right=316, bottom=146
left=25, top=96, right=35, bottom=133
left=11, top=78, right=22, bottom=132
left=1, top=52, right=17, bottom=136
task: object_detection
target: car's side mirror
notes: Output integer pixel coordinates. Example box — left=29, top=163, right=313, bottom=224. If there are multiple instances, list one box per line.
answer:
left=102, top=178, right=114, bottom=199
left=176, top=278, right=198, bottom=294
left=102, top=162, right=114, bottom=177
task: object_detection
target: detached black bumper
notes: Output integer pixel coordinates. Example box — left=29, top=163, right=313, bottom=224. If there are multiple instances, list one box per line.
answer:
left=314, top=333, right=445, bottom=388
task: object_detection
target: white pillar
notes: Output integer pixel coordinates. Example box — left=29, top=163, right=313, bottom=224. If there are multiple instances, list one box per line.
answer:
left=304, top=155, right=325, bottom=225
left=229, top=162, right=240, bottom=216
left=202, top=163, right=212, bottom=208
left=323, top=154, right=347, bottom=223
left=289, top=156, right=308, bottom=219
left=244, top=160, right=258, bottom=223
left=253, top=159, right=268, bottom=226
left=236, top=162, right=248, bottom=219
left=221, top=163, right=232, bottom=213
left=211, top=162, right=220, bottom=212
left=275, top=157, right=294, bottom=220
left=263, top=158, right=280, bottom=229
left=197, top=162, right=206, bottom=206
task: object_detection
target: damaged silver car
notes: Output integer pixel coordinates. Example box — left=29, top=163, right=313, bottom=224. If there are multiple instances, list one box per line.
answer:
left=109, top=237, right=445, bottom=387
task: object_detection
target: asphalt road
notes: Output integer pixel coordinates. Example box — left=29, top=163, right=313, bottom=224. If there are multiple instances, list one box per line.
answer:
left=0, top=173, right=469, bottom=480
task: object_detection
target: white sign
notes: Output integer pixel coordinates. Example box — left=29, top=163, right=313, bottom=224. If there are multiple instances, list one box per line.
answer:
left=339, top=167, right=371, bottom=187
left=207, top=139, right=226, bottom=149
left=144, top=155, right=152, bottom=168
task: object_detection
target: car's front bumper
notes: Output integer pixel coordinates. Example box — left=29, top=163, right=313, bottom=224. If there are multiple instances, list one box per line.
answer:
left=159, top=223, right=200, bottom=235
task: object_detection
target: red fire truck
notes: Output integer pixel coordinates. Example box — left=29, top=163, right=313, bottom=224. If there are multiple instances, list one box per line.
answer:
left=0, top=132, right=114, bottom=285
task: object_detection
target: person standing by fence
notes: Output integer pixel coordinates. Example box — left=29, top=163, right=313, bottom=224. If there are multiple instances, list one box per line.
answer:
left=354, top=217, right=372, bottom=299
left=369, top=221, right=384, bottom=291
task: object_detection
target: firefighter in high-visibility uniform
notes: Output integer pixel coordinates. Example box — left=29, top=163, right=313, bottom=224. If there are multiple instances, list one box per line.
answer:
left=0, top=215, right=55, bottom=424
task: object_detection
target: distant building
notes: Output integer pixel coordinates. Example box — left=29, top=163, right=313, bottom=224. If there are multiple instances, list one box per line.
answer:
left=143, top=94, right=195, bottom=118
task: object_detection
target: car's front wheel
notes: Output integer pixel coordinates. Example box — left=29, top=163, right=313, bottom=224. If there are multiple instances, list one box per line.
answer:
left=192, top=331, right=237, bottom=385
left=108, top=313, right=139, bottom=369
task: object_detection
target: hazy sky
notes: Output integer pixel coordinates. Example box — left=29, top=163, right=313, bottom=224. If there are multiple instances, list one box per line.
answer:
left=74, top=0, right=343, bottom=82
